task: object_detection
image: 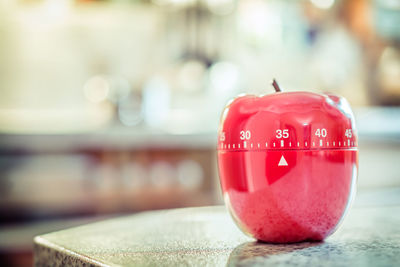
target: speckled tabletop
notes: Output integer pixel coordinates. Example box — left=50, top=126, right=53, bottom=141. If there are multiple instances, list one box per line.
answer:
left=34, top=189, right=400, bottom=267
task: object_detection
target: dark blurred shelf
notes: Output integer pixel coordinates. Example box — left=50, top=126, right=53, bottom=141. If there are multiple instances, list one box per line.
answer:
left=0, top=126, right=217, bottom=152
left=355, top=107, right=400, bottom=142
left=0, top=107, right=399, bottom=152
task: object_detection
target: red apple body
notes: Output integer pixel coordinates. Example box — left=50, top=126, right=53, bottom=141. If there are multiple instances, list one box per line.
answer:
left=217, top=92, right=358, bottom=243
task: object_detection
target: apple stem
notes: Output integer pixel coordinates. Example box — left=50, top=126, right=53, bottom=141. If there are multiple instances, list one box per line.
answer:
left=272, top=79, right=282, bottom=92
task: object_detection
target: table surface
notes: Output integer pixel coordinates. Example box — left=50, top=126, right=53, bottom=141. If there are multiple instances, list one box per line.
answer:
left=34, top=188, right=400, bottom=267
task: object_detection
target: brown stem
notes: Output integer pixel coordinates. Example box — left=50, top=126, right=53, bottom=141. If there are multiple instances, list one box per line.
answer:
left=272, top=79, right=282, bottom=92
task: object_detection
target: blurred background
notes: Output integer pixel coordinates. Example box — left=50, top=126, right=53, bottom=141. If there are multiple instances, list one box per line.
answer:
left=0, top=0, right=399, bottom=265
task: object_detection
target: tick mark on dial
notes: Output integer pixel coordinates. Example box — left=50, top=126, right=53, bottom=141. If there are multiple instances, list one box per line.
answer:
left=273, top=142, right=276, bottom=147
left=233, top=144, right=235, bottom=149
left=258, top=143, right=260, bottom=148
left=280, top=140, right=284, bottom=147
left=265, top=142, right=268, bottom=147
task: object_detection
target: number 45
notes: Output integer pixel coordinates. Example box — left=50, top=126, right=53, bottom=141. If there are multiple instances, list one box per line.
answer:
left=345, top=129, right=352, bottom=138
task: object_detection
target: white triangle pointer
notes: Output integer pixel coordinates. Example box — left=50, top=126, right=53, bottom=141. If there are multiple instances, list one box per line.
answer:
left=278, top=155, right=288, bottom=166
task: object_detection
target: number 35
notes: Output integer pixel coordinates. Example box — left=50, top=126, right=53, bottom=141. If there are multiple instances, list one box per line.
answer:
left=276, top=129, right=289, bottom=139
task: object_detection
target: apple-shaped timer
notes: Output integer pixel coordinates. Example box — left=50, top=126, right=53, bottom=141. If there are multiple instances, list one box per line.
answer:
left=217, top=80, right=358, bottom=243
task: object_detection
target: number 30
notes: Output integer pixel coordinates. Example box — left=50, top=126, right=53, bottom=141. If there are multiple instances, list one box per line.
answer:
left=240, top=130, right=251, bottom=140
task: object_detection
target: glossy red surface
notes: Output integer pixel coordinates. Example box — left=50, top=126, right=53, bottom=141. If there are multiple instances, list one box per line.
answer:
left=217, top=91, right=358, bottom=243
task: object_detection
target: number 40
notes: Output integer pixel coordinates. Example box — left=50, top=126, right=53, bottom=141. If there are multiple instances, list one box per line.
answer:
left=315, top=128, right=327, bottom=137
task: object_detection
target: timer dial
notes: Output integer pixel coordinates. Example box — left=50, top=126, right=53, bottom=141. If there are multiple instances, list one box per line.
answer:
left=218, top=92, right=357, bottom=151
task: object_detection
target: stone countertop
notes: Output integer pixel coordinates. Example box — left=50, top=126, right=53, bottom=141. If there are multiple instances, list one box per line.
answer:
left=34, top=189, right=400, bottom=267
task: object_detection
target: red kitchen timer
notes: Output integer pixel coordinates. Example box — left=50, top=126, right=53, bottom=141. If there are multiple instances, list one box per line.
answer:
left=217, top=80, right=358, bottom=243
